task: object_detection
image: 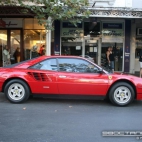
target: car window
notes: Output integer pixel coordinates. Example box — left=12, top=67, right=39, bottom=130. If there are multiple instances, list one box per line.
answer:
left=58, top=58, right=100, bottom=73
left=29, top=58, right=57, bottom=71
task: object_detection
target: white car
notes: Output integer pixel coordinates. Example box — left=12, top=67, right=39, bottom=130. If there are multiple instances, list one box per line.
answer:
left=79, top=55, right=94, bottom=62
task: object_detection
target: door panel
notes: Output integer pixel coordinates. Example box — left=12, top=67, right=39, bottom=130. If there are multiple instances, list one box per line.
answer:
left=57, top=72, right=109, bottom=95
left=57, top=58, right=109, bottom=95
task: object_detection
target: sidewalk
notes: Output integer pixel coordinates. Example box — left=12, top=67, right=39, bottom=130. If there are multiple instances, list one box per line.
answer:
left=127, top=71, right=139, bottom=77
left=134, top=71, right=139, bottom=77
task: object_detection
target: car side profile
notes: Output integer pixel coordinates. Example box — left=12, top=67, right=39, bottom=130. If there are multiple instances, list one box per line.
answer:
left=0, top=55, right=142, bottom=106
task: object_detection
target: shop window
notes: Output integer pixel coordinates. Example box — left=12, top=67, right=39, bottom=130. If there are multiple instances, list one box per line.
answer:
left=61, top=37, right=82, bottom=56
left=24, top=18, right=34, bottom=29
left=24, top=18, right=44, bottom=29
left=24, top=30, right=46, bottom=59
left=24, top=18, right=54, bottom=59
left=33, top=19, right=45, bottom=29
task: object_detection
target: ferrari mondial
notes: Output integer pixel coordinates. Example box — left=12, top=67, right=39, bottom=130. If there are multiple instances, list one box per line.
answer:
left=0, top=55, right=142, bottom=106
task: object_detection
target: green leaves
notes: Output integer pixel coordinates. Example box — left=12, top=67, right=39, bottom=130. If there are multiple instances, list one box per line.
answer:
left=2, top=0, right=90, bottom=30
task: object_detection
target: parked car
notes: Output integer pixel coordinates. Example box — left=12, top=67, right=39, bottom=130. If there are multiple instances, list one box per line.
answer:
left=0, top=55, right=142, bottom=106
left=79, top=55, right=94, bottom=62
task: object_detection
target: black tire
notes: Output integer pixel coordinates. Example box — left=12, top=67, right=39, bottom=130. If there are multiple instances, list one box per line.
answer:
left=109, top=82, right=135, bottom=106
left=4, top=79, right=30, bottom=103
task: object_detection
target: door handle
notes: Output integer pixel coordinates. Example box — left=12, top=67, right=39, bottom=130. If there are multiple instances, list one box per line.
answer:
left=59, top=75, right=66, bottom=78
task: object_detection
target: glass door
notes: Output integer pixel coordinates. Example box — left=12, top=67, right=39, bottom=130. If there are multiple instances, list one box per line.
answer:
left=101, top=42, right=123, bottom=71
left=85, top=39, right=98, bottom=63
left=10, top=30, right=21, bottom=63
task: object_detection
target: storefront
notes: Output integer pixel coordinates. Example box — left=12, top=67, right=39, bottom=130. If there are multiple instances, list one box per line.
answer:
left=59, top=19, right=125, bottom=72
left=0, top=17, right=132, bottom=73
left=0, top=18, right=54, bottom=67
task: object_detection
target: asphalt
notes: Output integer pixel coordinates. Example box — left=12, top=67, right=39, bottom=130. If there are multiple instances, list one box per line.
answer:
left=0, top=93, right=142, bottom=142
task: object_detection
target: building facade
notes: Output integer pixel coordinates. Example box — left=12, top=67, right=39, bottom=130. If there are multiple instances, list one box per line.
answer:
left=0, top=0, right=142, bottom=73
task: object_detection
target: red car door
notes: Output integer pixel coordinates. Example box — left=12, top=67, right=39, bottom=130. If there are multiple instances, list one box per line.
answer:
left=57, top=72, right=109, bottom=95
left=57, top=58, right=109, bottom=96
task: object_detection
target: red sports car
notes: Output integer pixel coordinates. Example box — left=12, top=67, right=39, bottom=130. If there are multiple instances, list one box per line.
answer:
left=0, top=55, right=142, bottom=106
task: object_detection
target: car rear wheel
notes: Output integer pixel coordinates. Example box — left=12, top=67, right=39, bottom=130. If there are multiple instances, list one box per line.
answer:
left=109, top=82, right=135, bottom=106
left=4, top=79, right=30, bottom=103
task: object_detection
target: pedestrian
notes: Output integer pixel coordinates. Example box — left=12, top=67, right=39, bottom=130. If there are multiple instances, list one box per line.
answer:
left=3, top=45, right=11, bottom=66
left=106, top=46, right=115, bottom=73
left=139, top=49, right=142, bottom=78
left=13, top=47, right=21, bottom=63
left=39, top=45, right=45, bottom=56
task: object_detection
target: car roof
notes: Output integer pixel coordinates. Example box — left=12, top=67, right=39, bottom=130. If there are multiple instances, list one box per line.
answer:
left=4, top=55, right=87, bottom=69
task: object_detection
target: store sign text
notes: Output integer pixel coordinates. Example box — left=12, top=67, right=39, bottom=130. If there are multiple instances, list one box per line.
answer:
left=102, top=30, right=123, bottom=36
left=62, top=29, right=83, bottom=37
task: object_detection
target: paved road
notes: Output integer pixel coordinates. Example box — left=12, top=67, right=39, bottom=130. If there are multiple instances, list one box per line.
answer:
left=0, top=93, right=142, bottom=142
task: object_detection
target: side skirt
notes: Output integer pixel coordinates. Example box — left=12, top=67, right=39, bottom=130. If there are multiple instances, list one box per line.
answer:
left=32, top=94, right=106, bottom=100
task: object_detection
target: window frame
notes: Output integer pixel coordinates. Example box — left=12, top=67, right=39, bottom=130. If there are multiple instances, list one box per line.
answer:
left=57, top=57, right=101, bottom=74
left=29, top=58, right=58, bottom=71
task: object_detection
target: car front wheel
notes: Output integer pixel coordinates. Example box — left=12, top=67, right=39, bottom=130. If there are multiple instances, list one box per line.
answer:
left=4, top=79, right=30, bottom=103
left=109, top=82, right=135, bottom=106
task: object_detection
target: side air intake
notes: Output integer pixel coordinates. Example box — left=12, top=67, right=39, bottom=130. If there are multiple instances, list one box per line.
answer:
left=27, top=72, right=51, bottom=81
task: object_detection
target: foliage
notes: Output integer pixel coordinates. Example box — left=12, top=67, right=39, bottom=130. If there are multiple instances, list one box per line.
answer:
left=1, top=0, right=90, bottom=30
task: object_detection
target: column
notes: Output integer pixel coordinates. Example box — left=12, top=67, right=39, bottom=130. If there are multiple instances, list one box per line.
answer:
left=130, top=20, right=136, bottom=74
left=124, top=20, right=131, bottom=73
left=45, top=17, right=51, bottom=56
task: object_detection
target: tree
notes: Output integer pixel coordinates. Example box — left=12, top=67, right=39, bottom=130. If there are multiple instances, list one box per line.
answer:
left=2, top=0, right=90, bottom=30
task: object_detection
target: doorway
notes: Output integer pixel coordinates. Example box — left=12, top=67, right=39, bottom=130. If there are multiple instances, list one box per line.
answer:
left=0, top=29, right=22, bottom=66
left=84, top=39, right=98, bottom=64
left=101, top=42, right=123, bottom=71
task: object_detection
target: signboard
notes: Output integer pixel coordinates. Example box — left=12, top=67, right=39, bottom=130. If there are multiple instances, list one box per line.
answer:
left=102, top=22, right=124, bottom=42
left=62, top=22, right=82, bottom=28
left=76, top=46, right=81, bottom=50
left=103, top=23, right=122, bottom=29
left=61, top=28, right=84, bottom=37
left=2, top=19, right=23, bottom=28
left=61, top=21, right=83, bottom=37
